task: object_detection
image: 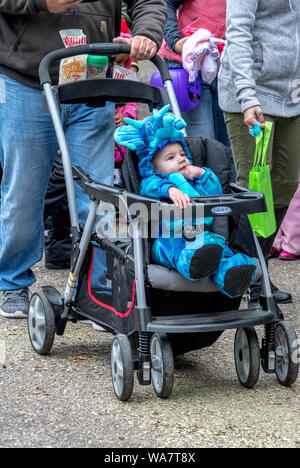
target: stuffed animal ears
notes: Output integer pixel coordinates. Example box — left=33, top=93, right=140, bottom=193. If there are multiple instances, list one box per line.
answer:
left=149, top=113, right=187, bottom=148
left=114, top=104, right=187, bottom=151
left=114, top=122, right=146, bottom=151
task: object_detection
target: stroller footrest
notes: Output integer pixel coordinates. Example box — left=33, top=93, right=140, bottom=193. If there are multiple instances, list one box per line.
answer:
left=147, top=309, right=274, bottom=333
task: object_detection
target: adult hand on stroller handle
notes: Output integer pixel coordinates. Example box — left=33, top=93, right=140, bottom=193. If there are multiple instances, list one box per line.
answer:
left=39, top=43, right=171, bottom=86
left=113, top=36, right=157, bottom=61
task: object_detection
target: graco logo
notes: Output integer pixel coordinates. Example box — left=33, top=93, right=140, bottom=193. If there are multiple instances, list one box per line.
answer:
left=211, top=206, right=232, bottom=215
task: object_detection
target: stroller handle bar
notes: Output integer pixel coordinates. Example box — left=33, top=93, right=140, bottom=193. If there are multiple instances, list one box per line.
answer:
left=39, top=43, right=172, bottom=86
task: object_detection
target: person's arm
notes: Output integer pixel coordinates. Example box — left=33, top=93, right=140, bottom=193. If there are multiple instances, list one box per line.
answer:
left=115, top=103, right=138, bottom=128
left=114, top=0, right=167, bottom=60
left=164, top=0, right=184, bottom=51
left=124, top=0, right=167, bottom=49
left=141, top=175, right=191, bottom=209
left=225, top=0, right=261, bottom=114
left=140, top=175, right=175, bottom=200
left=193, top=168, right=223, bottom=196
left=0, top=0, right=83, bottom=14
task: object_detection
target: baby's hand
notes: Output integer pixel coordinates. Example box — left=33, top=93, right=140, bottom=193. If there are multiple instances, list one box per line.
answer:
left=115, top=112, right=126, bottom=128
left=168, top=187, right=190, bottom=209
left=183, top=165, right=205, bottom=180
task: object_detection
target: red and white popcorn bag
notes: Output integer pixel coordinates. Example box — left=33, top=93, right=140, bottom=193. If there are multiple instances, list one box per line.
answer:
left=59, top=29, right=87, bottom=85
left=113, top=65, right=139, bottom=82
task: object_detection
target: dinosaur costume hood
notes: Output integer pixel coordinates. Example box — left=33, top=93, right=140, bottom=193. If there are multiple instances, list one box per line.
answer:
left=114, top=105, right=192, bottom=178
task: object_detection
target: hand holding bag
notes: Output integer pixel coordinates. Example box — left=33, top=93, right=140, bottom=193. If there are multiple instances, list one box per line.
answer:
left=248, top=121, right=276, bottom=238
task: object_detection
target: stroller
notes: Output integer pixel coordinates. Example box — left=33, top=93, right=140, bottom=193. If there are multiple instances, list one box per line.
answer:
left=28, top=43, right=299, bottom=401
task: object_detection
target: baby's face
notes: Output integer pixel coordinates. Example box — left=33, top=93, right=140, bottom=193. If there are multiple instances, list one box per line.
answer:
left=152, top=142, right=190, bottom=175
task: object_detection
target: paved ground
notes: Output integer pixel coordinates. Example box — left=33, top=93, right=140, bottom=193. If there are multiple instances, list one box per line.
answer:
left=0, top=256, right=299, bottom=448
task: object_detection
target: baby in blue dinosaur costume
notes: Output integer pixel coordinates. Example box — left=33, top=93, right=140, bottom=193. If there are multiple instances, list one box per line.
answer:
left=115, top=105, right=257, bottom=298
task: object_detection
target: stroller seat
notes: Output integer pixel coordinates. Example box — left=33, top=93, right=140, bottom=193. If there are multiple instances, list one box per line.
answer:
left=147, top=261, right=261, bottom=293
left=122, top=135, right=261, bottom=293
left=147, top=263, right=219, bottom=292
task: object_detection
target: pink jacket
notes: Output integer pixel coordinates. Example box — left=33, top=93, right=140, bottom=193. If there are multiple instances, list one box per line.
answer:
left=114, top=56, right=139, bottom=163
left=115, top=102, right=139, bottom=163
left=273, top=173, right=300, bottom=256
left=159, top=0, right=226, bottom=64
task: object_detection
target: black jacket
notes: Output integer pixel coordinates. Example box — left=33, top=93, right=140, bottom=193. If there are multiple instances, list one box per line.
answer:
left=0, top=0, right=167, bottom=87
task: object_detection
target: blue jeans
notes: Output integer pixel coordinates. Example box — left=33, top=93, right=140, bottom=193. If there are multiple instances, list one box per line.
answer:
left=0, top=75, right=115, bottom=291
left=182, top=76, right=236, bottom=183
left=182, top=77, right=215, bottom=139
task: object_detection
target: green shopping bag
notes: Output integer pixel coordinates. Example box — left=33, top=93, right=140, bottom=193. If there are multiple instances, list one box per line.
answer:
left=248, top=121, right=276, bottom=238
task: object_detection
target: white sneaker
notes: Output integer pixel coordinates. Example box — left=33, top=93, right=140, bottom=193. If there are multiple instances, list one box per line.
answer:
left=79, top=319, right=106, bottom=331
left=1, top=288, right=29, bottom=319
left=92, top=323, right=106, bottom=332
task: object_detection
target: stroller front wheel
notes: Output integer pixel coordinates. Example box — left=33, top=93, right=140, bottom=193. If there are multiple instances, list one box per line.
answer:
left=111, top=334, right=134, bottom=401
left=234, top=327, right=260, bottom=388
left=275, top=321, right=299, bottom=386
left=27, top=291, right=55, bottom=355
left=150, top=333, right=174, bottom=398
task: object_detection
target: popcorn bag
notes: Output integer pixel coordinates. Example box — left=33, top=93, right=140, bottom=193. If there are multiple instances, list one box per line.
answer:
left=59, top=30, right=87, bottom=85
left=113, top=65, right=139, bottom=82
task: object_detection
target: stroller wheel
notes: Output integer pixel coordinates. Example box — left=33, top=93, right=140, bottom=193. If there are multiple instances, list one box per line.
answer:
left=111, top=334, right=134, bottom=401
left=275, top=321, right=299, bottom=386
left=150, top=333, right=174, bottom=398
left=27, top=291, right=55, bottom=355
left=234, top=327, right=260, bottom=388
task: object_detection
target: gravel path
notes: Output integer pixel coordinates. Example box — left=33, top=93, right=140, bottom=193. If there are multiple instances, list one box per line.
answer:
left=0, top=257, right=299, bottom=448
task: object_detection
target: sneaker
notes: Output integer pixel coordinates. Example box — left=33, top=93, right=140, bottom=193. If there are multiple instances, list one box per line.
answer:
left=92, top=322, right=107, bottom=332
left=250, top=280, right=292, bottom=305
left=279, top=250, right=298, bottom=261
left=222, top=264, right=256, bottom=298
left=189, top=244, right=223, bottom=280
left=79, top=319, right=107, bottom=331
left=1, top=288, right=29, bottom=319
left=268, top=247, right=279, bottom=259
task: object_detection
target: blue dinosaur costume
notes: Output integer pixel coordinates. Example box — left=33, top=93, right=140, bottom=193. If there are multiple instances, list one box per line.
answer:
left=115, top=105, right=257, bottom=298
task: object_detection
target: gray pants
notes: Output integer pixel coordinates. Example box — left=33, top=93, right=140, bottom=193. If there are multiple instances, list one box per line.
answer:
left=224, top=112, right=300, bottom=209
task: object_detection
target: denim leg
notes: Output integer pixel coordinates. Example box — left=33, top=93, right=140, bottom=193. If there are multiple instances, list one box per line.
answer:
left=63, top=102, right=115, bottom=223
left=182, top=78, right=215, bottom=139
left=63, top=103, right=115, bottom=293
left=0, top=76, right=57, bottom=290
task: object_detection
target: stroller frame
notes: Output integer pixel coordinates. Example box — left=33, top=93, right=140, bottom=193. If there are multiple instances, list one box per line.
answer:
left=28, top=43, right=299, bottom=400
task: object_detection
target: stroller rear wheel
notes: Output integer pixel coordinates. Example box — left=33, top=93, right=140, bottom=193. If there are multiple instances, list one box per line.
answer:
left=150, top=333, right=174, bottom=398
left=111, top=334, right=134, bottom=401
left=275, top=321, right=299, bottom=386
left=27, top=291, right=55, bottom=355
left=234, top=327, right=260, bottom=388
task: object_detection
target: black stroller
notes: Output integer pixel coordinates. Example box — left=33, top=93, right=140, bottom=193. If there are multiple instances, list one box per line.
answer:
left=27, top=43, right=299, bottom=401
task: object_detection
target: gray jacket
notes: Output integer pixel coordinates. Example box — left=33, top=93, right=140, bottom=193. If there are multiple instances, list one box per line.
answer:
left=218, top=0, right=300, bottom=117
